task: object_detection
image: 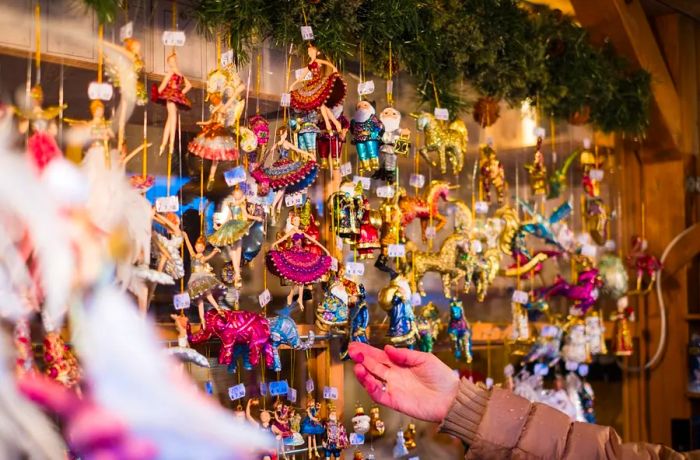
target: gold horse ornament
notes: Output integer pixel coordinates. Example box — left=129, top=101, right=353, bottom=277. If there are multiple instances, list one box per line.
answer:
left=410, top=112, right=468, bottom=176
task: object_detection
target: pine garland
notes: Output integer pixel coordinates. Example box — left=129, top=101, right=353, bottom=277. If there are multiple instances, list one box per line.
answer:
left=82, top=0, right=652, bottom=134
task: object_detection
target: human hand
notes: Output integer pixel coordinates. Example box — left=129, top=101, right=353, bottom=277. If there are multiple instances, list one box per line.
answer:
left=348, top=342, right=459, bottom=423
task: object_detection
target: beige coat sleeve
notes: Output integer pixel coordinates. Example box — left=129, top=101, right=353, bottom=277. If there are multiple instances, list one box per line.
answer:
left=439, top=378, right=691, bottom=460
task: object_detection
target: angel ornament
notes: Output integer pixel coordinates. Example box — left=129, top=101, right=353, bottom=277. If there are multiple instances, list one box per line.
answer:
left=208, top=186, right=263, bottom=288
left=14, top=84, right=66, bottom=172
left=289, top=43, right=347, bottom=133
left=152, top=51, right=192, bottom=156
left=189, top=69, right=245, bottom=190
left=266, top=213, right=332, bottom=307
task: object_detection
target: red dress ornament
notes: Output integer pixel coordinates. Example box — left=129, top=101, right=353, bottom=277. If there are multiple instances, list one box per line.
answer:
left=43, top=331, right=82, bottom=390
left=357, top=198, right=381, bottom=259
left=290, top=61, right=346, bottom=112
left=151, top=73, right=192, bottom=110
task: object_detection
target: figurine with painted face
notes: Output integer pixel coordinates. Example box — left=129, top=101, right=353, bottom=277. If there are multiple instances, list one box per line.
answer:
left=301, top=398, right=324, bottom=457
left=317, top=104, right=349, bottom=169
left=291, top=107, right=321, bottom=157
left=322, top=406, right=349, bottom=460
left=375, top=107, right=409, bottom=183
left=246, top=399, right=277, bottom=460
left=378, top=275, right=419, bottom=348
left=152, top=51, right=192, bottom=156
left=182, top=233, right=226, bottom=328
left=352, top=406, right=371, bottom=435
left=350, top=100, right=384, bottom=173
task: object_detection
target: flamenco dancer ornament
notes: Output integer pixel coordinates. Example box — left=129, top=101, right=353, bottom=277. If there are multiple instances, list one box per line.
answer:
left=290, top=43, right=347, bottom=133
left=208, top=186, right=263, bottom=288
left=266, top=213, right=332, bottom=307
left=152, top=51, right=192, bottom=156
left=350, top=101, right=384, bottom=173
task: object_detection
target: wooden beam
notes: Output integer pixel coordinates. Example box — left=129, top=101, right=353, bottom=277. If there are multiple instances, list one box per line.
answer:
left=652, top=0, right=700, bottom=20
left=570, top=0, right=682, bottom=150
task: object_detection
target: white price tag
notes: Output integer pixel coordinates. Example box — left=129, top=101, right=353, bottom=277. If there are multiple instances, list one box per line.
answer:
left=388, top=244, right=406, bottom=257
left=349, top=433, right=365, bottom=445
left=512, top=290, right=529, bottom=305
left=336, top=236, right=344, bottom=251
left=386, top=80, right=393, bottom=95
left=119, top=21, right=133, bottom=41
left=408, top=457, right=420, bottom=460
left=434, top=107, right=449, bottom=121
left=300, top=25, right=314, bottom=40
left=323, top=386, right=339, bottom=400
left=88, top=82, right=114, bottom=101
left=258, top=289, right=271, bottom=307
left=357, top=80, right=375, bottom=96
left=425, top=226, right=437, bottom=240
left=295, top=68, right=312, bottom=81
left=475, top=201, right=489, bottom=215
left=485, top=377, right=494, bottom=389
left=305, top=378, right=315, bottom=394
left=376, top=185, right=395, bottom=198
left=353, top=176, right=371, bottom=190
left=589, top=169, right=604, bottom=181
left=340, top=162, right=353, bottom=177
left=409, top=173, right=425, bottom=188
left=330, top=257, right=339, bottom=271
left=604, top=240, right=616, bottom=251
left=345, top=262, right=365, bottom=276
left=287, top=387, right=298, bottom=403
left=280, top=92, right=291, bottom=107
left=285, top=193, right=304, bottom=207
left=470, top=239, right=483, bottom=254
left=228, top=383, right=246, bottom=400
left=578, top=363, right=589, bottom=377
left=221, top=49, right=234, bottom=67
left=534, top=363, right=549, bottom=376
left=161, top=30, right=186, bottom=47
left=156, top=195, right=180, bottom=213
left=581, top=244, right=597, bottom=258
left=411, top=292, right=422, bottom=306
left=173, top=292, right=191, bottom=310
left=223, top=166, right=246, bottom=186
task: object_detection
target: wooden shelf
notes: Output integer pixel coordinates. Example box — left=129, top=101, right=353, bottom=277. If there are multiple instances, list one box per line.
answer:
left=687, top=391, right=700, bottom=400
left=687, top=314, right=700, bottom=321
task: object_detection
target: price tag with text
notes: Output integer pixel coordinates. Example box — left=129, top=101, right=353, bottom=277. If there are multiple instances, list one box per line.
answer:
left=475, top=201, right=489, bottom=215
left=589, top=169, right=604, bottom=181
left=357, top=80, right=375, bottom=96
left=120, top=21, right=133, bottom=41
left=434, top=107, right=449, bottom=121
left=280, top=92, right=291, bottom=107
left=323, top=386, right=339, bottom=400
left=173, top=292, right=191, bottom=310
left=376, top=185, right=395, bottom=198
left=349, top=433, right=365, bottom=445
left=287, top=387, right=298, bottom=403
left=345, top=262, right=365, bottom=276
left=409, top=173, right=425, bottom=189
left=162, top=30, right=186, bottom=47
left=388, top=244, right=406, bottom=257
left=340, top=162, right=353, bottom=177
left=269, top=380, right=289, bottom=396
left=306, top=378, right=315, bottom=394
left=88, top=82, right=114, bottom=101
left=258, top=289, right=271, bottom=307
left=411, top=292, right=422, bottom=306
left=581, top=244, right=597, bottom=258
left=221, top=49, right=234, bottom=67
left=512, top=290, right=529, bottom=305
left=228, top=383, right=246, bottom=400
left=259, top=382, right=268, bottom=396
left=285, top=193, right=304, bottom=207
left=353, top=176, right=371, bottom=190
left=300, top=26, right=314, bottom=41
left=336, top=236, right=344, bottom=251
left=224, top=165, right=246, bottom=186
left=156, top=195, right=179, bottom=213
left=330, top=257, right=339, bottom=271
left=425, top=226, right=437, bottom=240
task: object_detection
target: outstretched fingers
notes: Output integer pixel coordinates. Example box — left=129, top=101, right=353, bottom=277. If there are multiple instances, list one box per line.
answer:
left=348, top=342, right=391, bottom=366
left=384, top=345, right=427, bottom=367
left=354, top=364, right=393, bottom=408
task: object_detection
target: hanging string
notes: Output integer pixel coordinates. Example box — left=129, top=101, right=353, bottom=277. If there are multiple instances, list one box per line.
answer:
left=142, top=109, right=148, bottom=177
left=58, top=63, right=64, bottom=145
left=216, top=32, right=222, bottom=70
left=34, top=3, right=41, bottom=85
left=255, top=52, right=262, bottom=114
left=200, top=157, right=204, bottom=234
left=387, top=41, right=393, bottom=107
left=430, top=74, right=440, bottom=110
left=97, top=24, right=104, bottom=83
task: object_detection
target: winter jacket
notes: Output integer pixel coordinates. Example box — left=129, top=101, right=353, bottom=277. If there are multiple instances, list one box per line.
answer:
left=440, top=378, right=695, bottom=459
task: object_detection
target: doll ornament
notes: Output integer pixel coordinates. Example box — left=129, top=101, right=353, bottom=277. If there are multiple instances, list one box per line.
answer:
left=393, top=430, right=409, bottom=458
left=416, top=302, right=442, bottom=353
left=208, top=186, right=263, bottom=288
left=291, top=107, right=321, bottom=157
left=322, top=406, right=349, bottom=460
left=301, top=398, right=324, bottom=457
left=290, top=43, right=347, bottom=132
left=152, top=51, right=192, bottom=156
left=479, top=144, right=506, bottom=205
left=352, top=406, right=371, bottom=436
left=448, top=299, right=473, bottom=362
left=266, top=213, right=332, bottom=307
left=317, top=104, right=349, bottom=169
left=524, top=136, right=548, bottom=198
left=378, top=275, right=419, bottom=348
left=375, top=107, right=409, bottom=182
left=612, top=296, right=634, bottom=356
left=369, top=406, right=385, bottom=438
left=182, top=233, right=226, bottom=328
left=350, top=101, right=385, bottom=173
